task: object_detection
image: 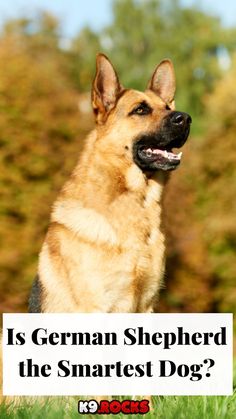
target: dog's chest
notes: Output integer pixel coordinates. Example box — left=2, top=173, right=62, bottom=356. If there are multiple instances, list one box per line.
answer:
left=109, top=175, right=165, bottom=312
left=46, top=168, right=165, bottom=313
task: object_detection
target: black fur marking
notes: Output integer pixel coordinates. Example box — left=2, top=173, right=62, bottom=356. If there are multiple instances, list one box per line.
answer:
left=132, top=110, right=191, bottom=171
left=28, top=275, right=42, bottom=313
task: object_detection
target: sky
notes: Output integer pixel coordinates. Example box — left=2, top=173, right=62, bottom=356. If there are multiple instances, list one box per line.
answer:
left=0, top=0, right=236, bottom=39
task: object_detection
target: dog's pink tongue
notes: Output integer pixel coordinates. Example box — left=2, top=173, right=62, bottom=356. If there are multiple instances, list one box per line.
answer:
left=149, top=148, right=166, bottom=156
left=146, top=148, right=182, bottom=160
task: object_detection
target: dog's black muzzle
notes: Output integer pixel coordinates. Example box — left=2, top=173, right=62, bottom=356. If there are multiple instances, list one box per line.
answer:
left=163, top=111, right=192, bottom=148
left=133, top=110, right=192, bottom=171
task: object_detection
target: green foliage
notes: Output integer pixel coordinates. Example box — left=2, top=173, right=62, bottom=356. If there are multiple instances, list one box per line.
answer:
left=159, top=55, right=236, bottom=315
left=70, top=0, right=236, bottom=130
left=0, top=17, right=92, bottom=311
left=195, top=56, right=236, bottom=313
left=69, top=27, right=102, bottom=91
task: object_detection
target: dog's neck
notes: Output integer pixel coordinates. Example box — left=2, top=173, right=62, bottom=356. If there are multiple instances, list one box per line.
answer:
left=63, top=130, right=168, bottom=208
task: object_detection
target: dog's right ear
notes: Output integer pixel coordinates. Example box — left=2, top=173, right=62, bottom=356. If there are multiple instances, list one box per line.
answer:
left=92, top=53, right=123, bottom=124
left=147, top=59, right=176, bottom=109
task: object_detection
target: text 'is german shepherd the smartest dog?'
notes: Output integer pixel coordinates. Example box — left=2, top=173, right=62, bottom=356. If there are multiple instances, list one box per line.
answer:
left=29, top=53, right=191, bottom=314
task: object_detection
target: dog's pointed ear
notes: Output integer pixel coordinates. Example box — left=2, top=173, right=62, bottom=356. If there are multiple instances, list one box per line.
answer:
left=147, top=59, right=176, bottom=108
left=92, top=53, right=123, bottom=124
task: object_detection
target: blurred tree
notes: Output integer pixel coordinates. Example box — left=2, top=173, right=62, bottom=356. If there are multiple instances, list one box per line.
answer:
left=0, top=16, right=92, bottom=312
left=104, top=0, right=236, bottom=126
left=70, top=0, right=236, bottom=131
left=3, top=12, right=60, bottom=50
left=160, top=55, right=236, bottom=314
left=195, top=56, right=236, bottom=314
left=69, top=27, right=102, bottom=91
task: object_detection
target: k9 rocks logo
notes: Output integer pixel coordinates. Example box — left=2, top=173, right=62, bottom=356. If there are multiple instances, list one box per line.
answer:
left=78, top=399, right=150, bottom=415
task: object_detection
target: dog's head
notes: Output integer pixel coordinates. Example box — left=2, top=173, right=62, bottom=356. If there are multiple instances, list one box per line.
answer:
left=92, top=54, right=191, bottom=172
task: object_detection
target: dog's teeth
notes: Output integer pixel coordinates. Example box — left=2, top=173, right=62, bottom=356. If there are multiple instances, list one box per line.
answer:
left=178, top=152, right=182, bottom=159
left=146, top=148, right=153, bottom=157
left=164, top=150, right=168, bottom=158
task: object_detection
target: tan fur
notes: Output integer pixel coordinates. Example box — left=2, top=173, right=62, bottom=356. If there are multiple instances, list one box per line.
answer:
left=38, top=87, right=172, bottom=313
left=1, top=55, right=190, bottom=405
left=37, top=55, right=178, bottom=314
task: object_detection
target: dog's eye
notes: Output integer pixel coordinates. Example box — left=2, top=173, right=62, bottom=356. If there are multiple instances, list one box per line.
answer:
left=129, top=102, right=152, bottom=116
left=135, top=106, right=147, bottom=114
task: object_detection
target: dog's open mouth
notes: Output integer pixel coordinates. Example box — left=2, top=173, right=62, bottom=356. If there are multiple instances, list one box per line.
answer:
left=132, top=110, right=191, bottom=172
left=139, top=147, right=182, bottom=164
left=133, top=125, right=190, bottom=171
left=136, top=145, right=182, bottom=171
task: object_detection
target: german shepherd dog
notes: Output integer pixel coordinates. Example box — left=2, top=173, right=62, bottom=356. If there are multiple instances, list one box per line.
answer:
left=29, top=54, right=191, bottom=314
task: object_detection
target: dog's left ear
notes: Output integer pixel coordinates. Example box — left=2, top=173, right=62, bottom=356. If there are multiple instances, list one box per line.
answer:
left=92, top=53, right=123, bottom=124
left=147, top=59, right=176, bottom=109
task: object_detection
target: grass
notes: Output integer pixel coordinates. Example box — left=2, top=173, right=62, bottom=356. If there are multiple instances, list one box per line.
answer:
left=0, top=393, right=236, bottom=419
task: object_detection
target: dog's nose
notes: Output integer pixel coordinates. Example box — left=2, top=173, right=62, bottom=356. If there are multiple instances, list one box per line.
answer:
left=170, top=112, right=192, bottom=126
